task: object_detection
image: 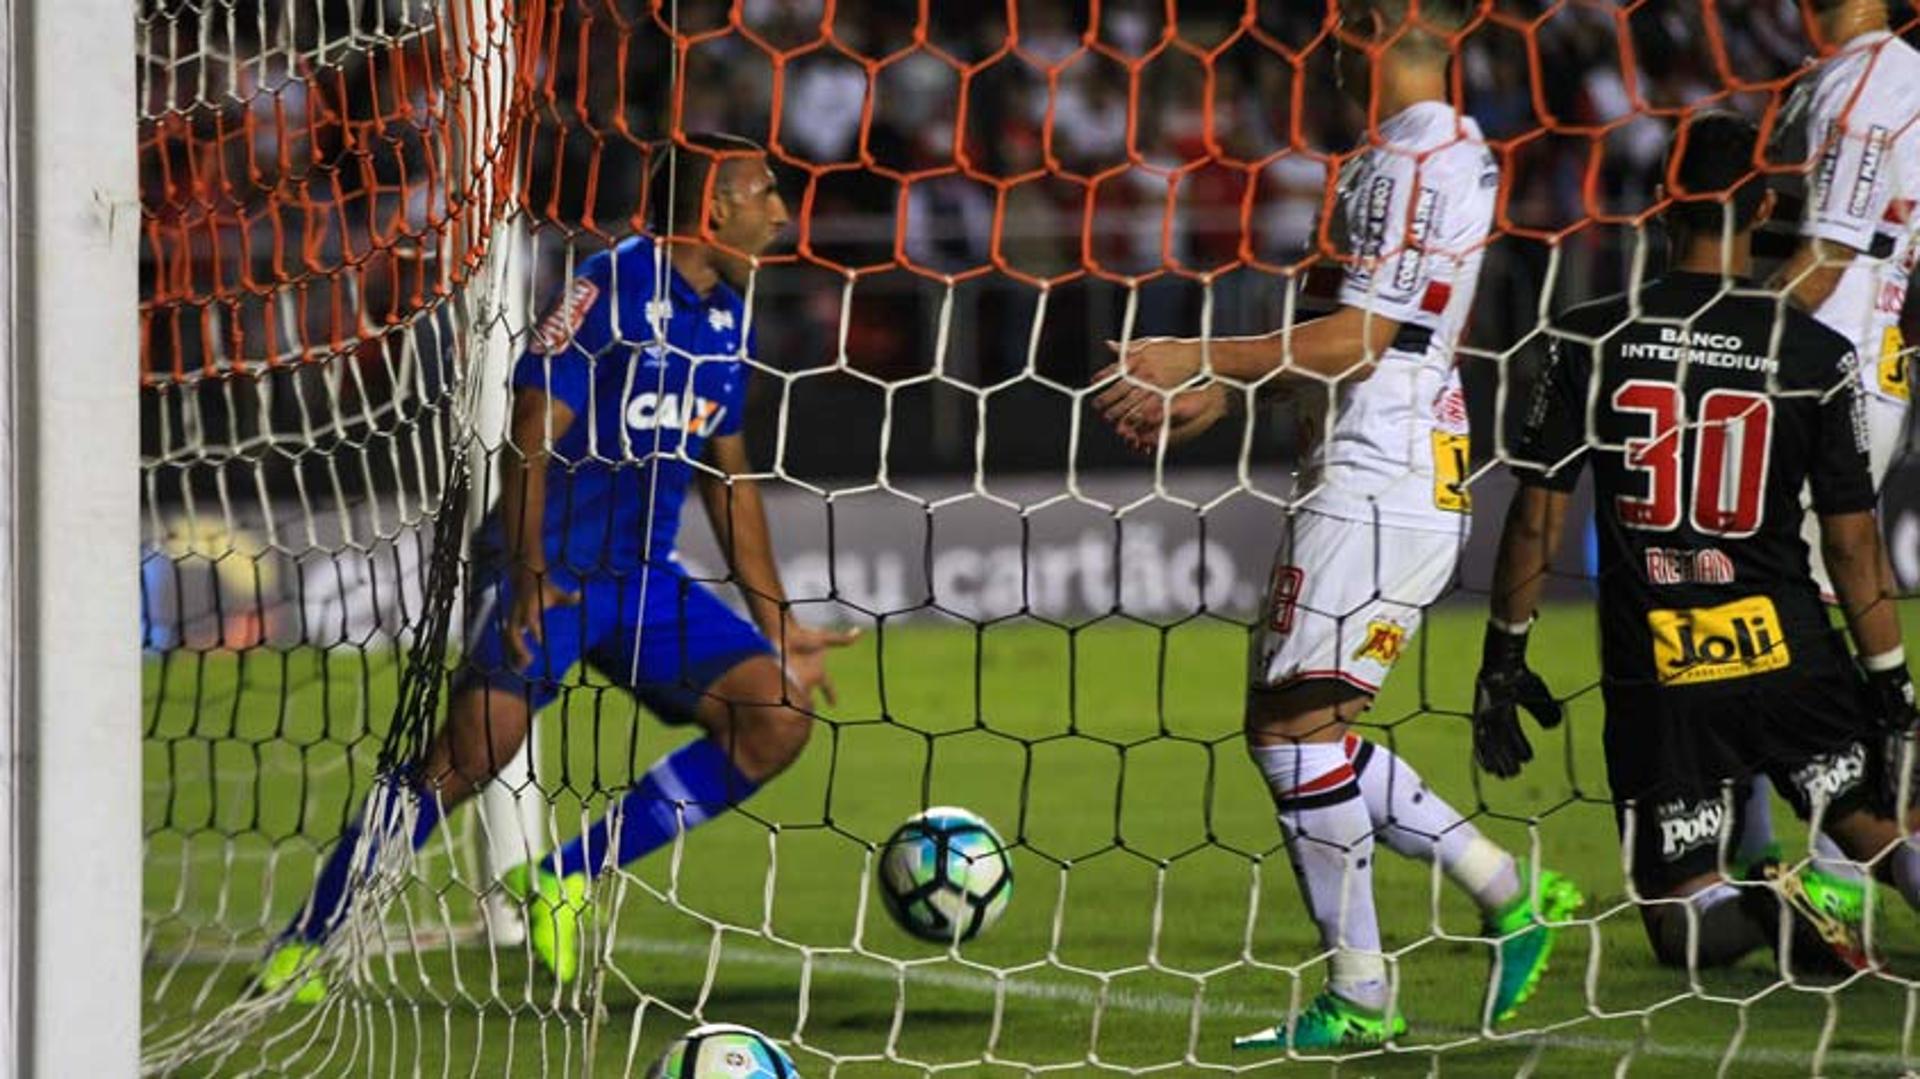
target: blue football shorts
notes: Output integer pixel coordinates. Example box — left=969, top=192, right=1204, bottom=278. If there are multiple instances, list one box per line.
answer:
left=456, top=560, right=773, bottom=722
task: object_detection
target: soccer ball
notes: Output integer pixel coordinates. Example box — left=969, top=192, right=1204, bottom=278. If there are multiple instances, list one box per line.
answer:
left=877, top=806, right=1014, bottom=944
left=648, top=1023, right=798, bottom=1079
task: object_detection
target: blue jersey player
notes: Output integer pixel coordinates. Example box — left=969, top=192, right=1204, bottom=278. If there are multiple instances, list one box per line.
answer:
left=258, top=135, right=855, bottom=1001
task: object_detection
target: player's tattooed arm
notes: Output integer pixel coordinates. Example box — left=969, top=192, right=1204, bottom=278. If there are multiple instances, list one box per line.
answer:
left=501, top=388, right=582, bottom=670
left=700, top=433, right=858, bottom=705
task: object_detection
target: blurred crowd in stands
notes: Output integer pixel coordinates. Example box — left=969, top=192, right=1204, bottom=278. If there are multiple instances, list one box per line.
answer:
left=140, top=0, right=1918, bottom=477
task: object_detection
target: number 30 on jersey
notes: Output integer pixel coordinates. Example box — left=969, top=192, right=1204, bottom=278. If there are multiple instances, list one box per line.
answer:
left=1612, top=381, right=1772, bottom=538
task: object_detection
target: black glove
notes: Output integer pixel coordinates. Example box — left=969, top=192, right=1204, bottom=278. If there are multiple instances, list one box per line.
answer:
left=1472, top=619, right=1564, bottom=779
left=1869, top=656, right=1920, bottom=810
left=1865, top=656, right=1918, bottom=737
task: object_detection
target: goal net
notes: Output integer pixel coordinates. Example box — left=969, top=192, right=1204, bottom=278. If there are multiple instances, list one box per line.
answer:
left=137, top=2, right=1920, bottom=1076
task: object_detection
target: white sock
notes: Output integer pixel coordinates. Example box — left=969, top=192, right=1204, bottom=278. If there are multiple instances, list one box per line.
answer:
left=1734, top=778, right=1778, bottom=867
left=1345, top=735, right=1520, bottom=914
left=1252, top=741, right=1388, bottom=1011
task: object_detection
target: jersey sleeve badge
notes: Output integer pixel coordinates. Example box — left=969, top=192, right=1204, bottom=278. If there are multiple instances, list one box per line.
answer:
left=530, top=278, right=601, bottom=355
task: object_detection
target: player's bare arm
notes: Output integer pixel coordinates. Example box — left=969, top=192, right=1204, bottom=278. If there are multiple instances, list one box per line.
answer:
left=1770, top=237, right=1856, bottom=313
left=1472, top=485, right=1569, bottom=777
left=1488, top=486, right=1570, bottom=629
left=1822, top=509, right=1905, bottom=657
left=699, top=431, right=857, bottom=706
left=1091, top=305, right=1401, bottom=447
left=1820, top=509, right=1918, bottom=736
left=501, top=386, right=581, bottom=670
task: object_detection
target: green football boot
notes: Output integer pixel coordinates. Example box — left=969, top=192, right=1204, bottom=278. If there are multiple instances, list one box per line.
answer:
left=501, top=863, right=590, bottom=984
left=1746, top=859, right=1868, bottom=977
left=254, top=941, right=327, bottom=1005
left=1798, top=865, right=1867, bottom=927
left=1232, top=990, right=1407, bottom=1052
left=1484, top=863, right=1585, bottom=1024
left=1743, top=845, right=1868, bottom=929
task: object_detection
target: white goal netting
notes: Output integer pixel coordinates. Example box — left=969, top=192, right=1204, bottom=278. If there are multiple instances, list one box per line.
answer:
left=138, top=2, right=1920, bottom=1077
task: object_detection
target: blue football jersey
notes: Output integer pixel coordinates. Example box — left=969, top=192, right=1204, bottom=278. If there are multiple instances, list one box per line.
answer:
left=483, top=235, right=752, bottom=576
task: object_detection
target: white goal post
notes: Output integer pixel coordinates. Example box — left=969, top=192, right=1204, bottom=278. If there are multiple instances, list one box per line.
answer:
left=0, top=0, right=141, bottom=1076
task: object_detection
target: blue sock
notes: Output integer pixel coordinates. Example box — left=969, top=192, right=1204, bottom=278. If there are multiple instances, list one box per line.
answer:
left=288, top=774, right=444, bottom=943
left=543, top=739, right=758, bottom=879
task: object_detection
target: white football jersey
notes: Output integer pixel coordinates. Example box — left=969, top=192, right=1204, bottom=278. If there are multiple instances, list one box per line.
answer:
left=1776, top=29, right=1920, bottom=407
left=1295, top=101, right=1499, bottom=534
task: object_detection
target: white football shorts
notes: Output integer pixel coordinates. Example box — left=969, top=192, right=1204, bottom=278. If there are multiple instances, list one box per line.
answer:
left=1250, top=510, right=1466, bottom=694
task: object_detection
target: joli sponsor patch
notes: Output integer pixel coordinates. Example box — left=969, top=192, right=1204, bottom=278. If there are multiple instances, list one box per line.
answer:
left=1429, top=431, right=1471, bottom=513
left=1647, top=595, right=1790, bottom=686
left=1880, top=334, right=1911, bottom=401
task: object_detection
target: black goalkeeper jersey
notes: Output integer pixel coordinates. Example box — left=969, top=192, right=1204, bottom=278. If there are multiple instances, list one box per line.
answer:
left=1514, top=271, right=1877, bottom=695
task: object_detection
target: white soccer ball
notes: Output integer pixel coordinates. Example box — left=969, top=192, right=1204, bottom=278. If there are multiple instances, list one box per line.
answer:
left=648, top=1022, right=798, bottom=1079
left=877, top=806, right=1014, bottom=944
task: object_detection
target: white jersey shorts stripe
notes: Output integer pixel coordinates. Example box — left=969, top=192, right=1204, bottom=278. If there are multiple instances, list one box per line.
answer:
left=1250, top=510, right=1466, bottom=694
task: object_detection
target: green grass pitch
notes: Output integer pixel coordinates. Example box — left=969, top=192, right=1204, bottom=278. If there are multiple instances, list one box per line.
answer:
left=143, top=600, right=1920, bottom=1077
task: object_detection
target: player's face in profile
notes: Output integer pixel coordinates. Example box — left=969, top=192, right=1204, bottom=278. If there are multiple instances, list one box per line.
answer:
left=708, top=156, right=790, bottom=285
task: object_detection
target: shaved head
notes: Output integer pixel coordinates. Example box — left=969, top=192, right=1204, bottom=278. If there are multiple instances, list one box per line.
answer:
left=647, top=132, right=771, bottom=235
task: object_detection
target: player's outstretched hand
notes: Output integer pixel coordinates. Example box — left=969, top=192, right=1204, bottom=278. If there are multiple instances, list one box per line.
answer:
left=1471, top=620, right=1563, bottom=779
left=1108, top=382, right=1233, bottom=454
left=780, top=620, right=861, bottom=709
left=1091, top=337, right=1206, bottom=437
left=506, top=566, right=581, bottom=671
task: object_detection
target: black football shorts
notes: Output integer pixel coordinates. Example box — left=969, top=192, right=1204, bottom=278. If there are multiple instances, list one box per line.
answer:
left=1602, top=646, right=1880, bottom=895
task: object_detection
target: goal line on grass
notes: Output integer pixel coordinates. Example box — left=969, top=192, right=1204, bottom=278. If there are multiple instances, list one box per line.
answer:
left=149, top=927, right=1910, bottom=1073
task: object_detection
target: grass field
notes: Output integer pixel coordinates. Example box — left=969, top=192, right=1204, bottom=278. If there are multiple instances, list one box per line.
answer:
left=142, top=601, right=1920, bottom=1077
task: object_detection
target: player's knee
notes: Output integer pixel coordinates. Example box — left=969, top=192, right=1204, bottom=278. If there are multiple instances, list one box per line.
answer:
left=700, top=656, right=817, bottom=780
left=1243, top=680, right=1364, bottom=745
left=431, top=689, right=532, bottom=801
left=1642, top=906, right=1730, bottom=969
left=729, top=705, right=813, bottom=780
left=1643, top=909, right=1693, bottom=969
left=1641, top=884, right=1765, bottom=970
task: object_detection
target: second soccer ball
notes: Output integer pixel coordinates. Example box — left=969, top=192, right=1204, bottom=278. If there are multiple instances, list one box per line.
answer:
left=877, top=806, right=1014, bottom=945
left=648, top=1022, right=798, bottom=1078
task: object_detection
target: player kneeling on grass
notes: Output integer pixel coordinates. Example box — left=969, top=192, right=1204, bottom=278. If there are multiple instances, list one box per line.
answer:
left=1477, top=111, right=1920, bottom=978
left=1730, top=0, right=1920, bottom=929
left=256, top=135, right=856, bottom=1003
left=1093, top=0, right=1582, bottom=1051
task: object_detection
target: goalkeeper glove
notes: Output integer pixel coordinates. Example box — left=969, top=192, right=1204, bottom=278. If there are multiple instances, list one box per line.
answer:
left=1864, top=648, right=1917, bottom=736
left=1472, top=617, right=1564, bottom=779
